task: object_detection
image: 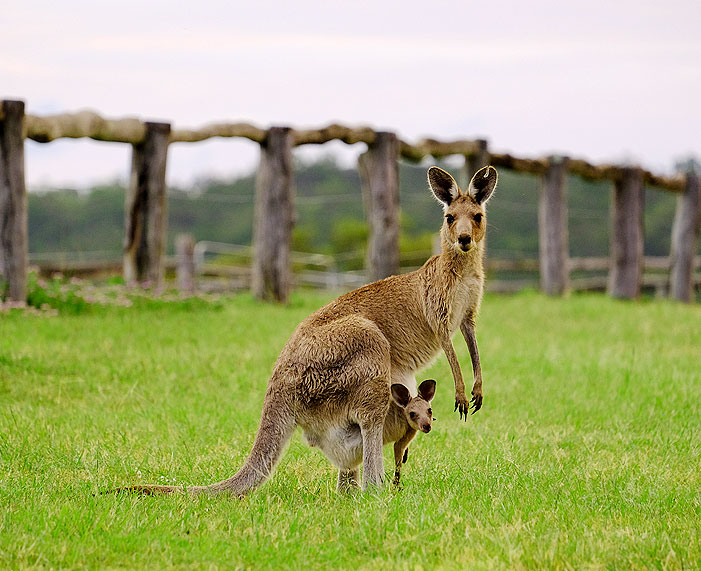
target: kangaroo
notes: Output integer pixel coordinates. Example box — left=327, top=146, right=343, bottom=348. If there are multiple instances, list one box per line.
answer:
left=111, top=165, right=497, bottom=495
left=387, top=380, right=436, bottom=489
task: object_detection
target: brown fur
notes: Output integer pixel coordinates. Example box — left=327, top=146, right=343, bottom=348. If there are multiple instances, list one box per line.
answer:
left=109, top=166, right=497, bottom=496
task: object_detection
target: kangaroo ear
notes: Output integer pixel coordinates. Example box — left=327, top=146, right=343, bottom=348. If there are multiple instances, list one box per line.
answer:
left=390, top=384, right=412, bottom=408
left=468, top=165, right=498, bottom=204
left=417, top=379, right=436, bottom=402
left=428, top=166, right=460, bottom=206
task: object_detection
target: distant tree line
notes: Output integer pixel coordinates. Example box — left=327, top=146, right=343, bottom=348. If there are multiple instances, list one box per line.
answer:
left=27, top=157, right=690, bottom=269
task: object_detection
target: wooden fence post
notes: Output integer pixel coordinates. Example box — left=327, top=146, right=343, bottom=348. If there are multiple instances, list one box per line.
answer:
left=669, top=171, right=700, bottom=302
left=0, top=100, right=28, bottom=303
left=359, top=131, right=400, bottom=282
left=176, top=233, right=195, bottom=293
left=465, top=139, right=490, bottom=181
left=252, top=126, right=295, bottom=303
left=123, top=121, right=170, bottom=289
left=608, top=167, right=644, bottom=299
left=538, top=156, right=570, bottom=296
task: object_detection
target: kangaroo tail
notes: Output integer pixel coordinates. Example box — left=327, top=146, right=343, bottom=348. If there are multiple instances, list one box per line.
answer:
left=203, top=395, right=295, bottom=496
left=107, top=394, right=295, bottom=498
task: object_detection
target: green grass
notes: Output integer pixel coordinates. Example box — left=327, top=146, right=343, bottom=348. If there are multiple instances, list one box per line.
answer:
left=1, top=291, right=699, bottom=569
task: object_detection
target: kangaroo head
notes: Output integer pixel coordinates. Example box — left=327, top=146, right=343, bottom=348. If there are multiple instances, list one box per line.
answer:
left=390, top=379, right=436, bottom=434
left=428, top=165, right=498, bottom=254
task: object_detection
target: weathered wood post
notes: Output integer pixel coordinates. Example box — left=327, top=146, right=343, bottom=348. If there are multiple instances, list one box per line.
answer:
left=538, top=156, right=570, bottom=296
left=608, top=167, right=644, bottom=299
left=0, top=100, right=28, bottom=303
left=358, top=131, right=400, bottom=282
left=252, top=126, right=295, bottom=303
left=669, top=171, right=700, bottom=302
left=123, top=121, right=170, bottom=289
left=465, top=139, right=490, bottom=181
left=176, top=233, right=195, bottom=293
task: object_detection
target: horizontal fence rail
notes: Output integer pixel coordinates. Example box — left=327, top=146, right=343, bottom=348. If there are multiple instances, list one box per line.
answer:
left=1, top=99, right=699, bottom=304
left=16, top=109, right=686, bottom=193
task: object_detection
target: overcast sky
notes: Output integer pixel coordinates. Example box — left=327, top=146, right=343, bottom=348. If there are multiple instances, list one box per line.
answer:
left=2, top=0, right=700, bottom=189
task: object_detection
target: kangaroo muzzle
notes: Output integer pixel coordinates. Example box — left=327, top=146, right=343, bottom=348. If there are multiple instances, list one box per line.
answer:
left=457, top=234, right=472, bottom=251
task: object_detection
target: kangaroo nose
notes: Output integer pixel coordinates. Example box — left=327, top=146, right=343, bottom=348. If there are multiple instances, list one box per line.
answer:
left=422, top=424, right=431, bottom=433
left=458, top=235, right=471, bottom=247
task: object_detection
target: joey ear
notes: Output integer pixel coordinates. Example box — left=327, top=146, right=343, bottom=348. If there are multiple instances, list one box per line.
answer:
left=390, top=384, right=412, bottom=408
left=417, top=379, right=436, bottom=402
left=468, top=165, right=498, bottom=204
left=428, top=166, right=460, bottom=206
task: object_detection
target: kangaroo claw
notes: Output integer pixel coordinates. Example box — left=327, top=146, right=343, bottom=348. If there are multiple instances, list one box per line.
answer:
left=470, top=391, right=483, bottom=414
left=454, top=394, right=469, bottom=421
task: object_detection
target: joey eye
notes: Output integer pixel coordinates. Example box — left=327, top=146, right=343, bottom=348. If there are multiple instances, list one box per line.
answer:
left=474, top=213, right=483, bottom=223
left=445, top=214, right=455, bottom=224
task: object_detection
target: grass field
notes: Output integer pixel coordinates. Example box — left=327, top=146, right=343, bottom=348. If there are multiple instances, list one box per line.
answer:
left=1, top=291, right=699, bottom=569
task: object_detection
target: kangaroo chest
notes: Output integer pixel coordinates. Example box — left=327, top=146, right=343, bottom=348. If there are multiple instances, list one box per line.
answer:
left=446, top=275, right=483, bottom=332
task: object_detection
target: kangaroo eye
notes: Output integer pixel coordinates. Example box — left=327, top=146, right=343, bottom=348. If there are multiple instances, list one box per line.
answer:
left=427, top=408, right=432, bottom=415
left=409, top=412, right=417, bottom=419
left=445, top=214, right=455, bottom=224
left=474, top=213, right=483, bottom=223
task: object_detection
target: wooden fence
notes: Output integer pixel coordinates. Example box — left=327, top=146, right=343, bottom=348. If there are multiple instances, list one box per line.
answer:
left=0, top=99, right=699, bottom=303
left=29, top=250, right=701, bottom=299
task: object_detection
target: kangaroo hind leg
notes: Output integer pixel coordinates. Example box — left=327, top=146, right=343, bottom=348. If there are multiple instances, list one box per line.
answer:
left=302, top=314, right=391, bottom=493
left=360, top=420, right=385, bottom=491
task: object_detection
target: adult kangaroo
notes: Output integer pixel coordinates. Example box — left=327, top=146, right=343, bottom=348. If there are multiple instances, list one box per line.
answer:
left=113, top=165, right=497, bottom=495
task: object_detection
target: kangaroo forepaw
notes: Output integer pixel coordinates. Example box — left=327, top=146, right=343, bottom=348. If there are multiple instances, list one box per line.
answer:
left=470, top=386, right=483, bottom=414
left=454, top=393, right=469, bottom=421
